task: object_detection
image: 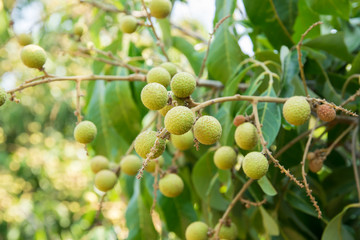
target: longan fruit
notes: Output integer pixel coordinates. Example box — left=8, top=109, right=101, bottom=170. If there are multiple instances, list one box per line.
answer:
left=160, top=62, right=177, bottom=77
left=74, top=121, right=97, bottom=144
left=234, top=122, right=258, bottom=150
left=21, top=44, right=47, bottom=70
left=90, top=155, right=109, bottom=173
left=159, top=173, right=184, bottom=198
left=120, top=15, right=138, bottom=34
left=164, top=106, right=195, bottom=135
left=193, top=116, right=222, bottom=145
left=141, top=83, right=168, bottom=110
left=170, top=72, right=196, bottom=98
left=145, top=156, right=164, bottom=173
left=185, top=221, right=209, bottom=240
left=120, top=155, right=142, bottom=176
left=146, top=67, right=171, bottom=87
left=134, top=130, right=166, bottom=159
left=171, top=130, right=194, bottom=151
left=17, top=33, right=33, bottom=46
left=242, top=152, right=269, bottom=180
left=149, top=0, right=172, bottom=19
left=283, top=96, right=311, bottom=126
left=0, top=88, right=7, bottom=107
left=215, top=222, right=238, bottom=240
left=214, top=146, right=237, bottom=170
left=317, top=104, right=336, bottom=122
left=94, top=169, right=117, bottom=192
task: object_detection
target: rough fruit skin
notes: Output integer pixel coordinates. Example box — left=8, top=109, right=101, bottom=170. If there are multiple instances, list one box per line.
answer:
left=283, top=96, right=311, bottom=126
left=120, top=155, right=142, bottom=176
left=214, top=146, right=237, bottom=170
left=234, top=122, right=258, bottom=150
left=171, top=130, right=194, bottom=151
left=165, top=106, right=195, bottom=135
left=74, top=121, right=97, bottom=144
left=134, top=130, right=166, bottom=159
left=17, top=33, right=33, bottom=46
left=21, top=44, right=47, bottom=69
left=120, top=15, right=138, bottom=33
left=146, top=67, right=171, bottom=87
left=159, top=91, right=185, bottom=116
left=317, top=104, right=336, bottom=122
left=160, top=62, right=177, bottom=77
left=149, top=0, right=172, bottom=19
left=159, top=173, right=184, bottom=198
left=170, top=72, right=196, bottom=98
left=307, top=152, right=315, bottom=161
left=233, top=115, right=245, bottom=127
left=309, top=159, right=323, bottom=173
left=94, top=170, right=117, bottom=192
left=90, top=156, right=109, bottom=173
left=215, top=222, right=238, bottom=240
left=0, top=88, right=7, bottom=107
left=141, top=83, right=168, bottom=110
left=185, top=221, right=209, bottom=240
left=194, top=116, right=222, bottom=145
left=242, top=152, right=269, bottom=180
left=145, top=156, right=164, bottom=173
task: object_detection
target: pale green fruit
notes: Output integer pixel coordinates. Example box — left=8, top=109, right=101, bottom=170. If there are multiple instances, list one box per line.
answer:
left=160, top=62, right=177, bottom=77
left=242, top=152, right=269, bottom=179
left=0, top=88, right=7, bottom=107
left=185, top=221, right=209, bottom=240
left=74, top=23, right=85, bottom=36
left=90, top=156, right=109, bottom=173
left=283, top=96, right=311, bottom=126
left=21, top=44, right=47, bottom=69
left=74, top=121, right=97, bottom=144
left=215, top=222, right=238, bottom=240
left=159, top=173, right=184, bottom=197
left=120, top=155, right=142, bottom=176
left=141, top=83, right=168, bottom=110
left=120, top=15, right=138, bottom=33
left=145, top=156, right=164, bottom=173
left=134, top=130, right=166, bottom=159
left=158, top=91, right=185, bottom=116
left=214, top=146, right=237, bottom=170
left=94, top=170, right=117, bottom=192
left=17, top=33, right=33, bottom=46
left=149, top=0, right=172, bottom=19
left=147, top=67, right=171, bottom=87
left=170, top=72, right=196, bottom=98
left=234, top=122, right=258, bottom=150
left=193, top=116, right=222, bottom=145
left=171, top=130, right=194, bottom=151
left=164, top=106, right=195, bottom=135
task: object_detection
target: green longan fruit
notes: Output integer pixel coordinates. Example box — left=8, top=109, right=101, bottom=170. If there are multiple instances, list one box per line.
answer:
left=17, top=33, right=33, bottom=46
left=159, top=173, right=184, bottom=198
left=317, top=104, right=336, bottom=122
left=149, top=0, right=172, bottom=19
left=215, top=222, right=238, bottom=240
left=283, top=96, right=311, bottom=126
left=134, top=130, right=166, bottom=159
left=145, top=156, right=164, bottom=173
left=146, top=67, right=171, bottom=87
left=160, top=62, right=177, bottom=77
left=214, top=146, right=237, bottom=170
left=170, top=72, right=196, bottom=98
left=74, top=120, right=97, bottom=144
left=73, top=23, right=85, bottom=37
left=120, top=15, right=138, bottom=34
left=185, top=221, right=209, bottom=240
left=164, top=106, right=195, bottom=135
left=90, top=155, right=109, bottom=173
left=94, top=169, right=117, bottom=192
left=234, top=122, right=258, bottom=150
left=159, top=91, right=185, bottom=116
left=141, top=83, right=168, bottom=110
left=120, top=155, right=142, bottom=176
left=0, top=88, right=7, bottom=107
left=21, top=44, right=47, bottom=70
left=193, top=116, right=222, bottom=145
left=242, top=152, right=269, bottom=180
left=171, top=130, right=194, bottom=151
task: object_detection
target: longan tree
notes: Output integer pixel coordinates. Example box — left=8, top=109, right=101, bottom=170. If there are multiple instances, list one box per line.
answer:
left=1, top=0, right=360, bottom=239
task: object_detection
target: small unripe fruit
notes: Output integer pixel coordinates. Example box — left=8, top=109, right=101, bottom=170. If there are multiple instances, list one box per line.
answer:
left=120, top=15, right=138, bottom=34
left=165, top=106, right=195, bottom=135
left=90, top=156, right=109, bottom=173
left=120, top=155, right=142, bottom=176
left=149, top=0, right=172, bottom=19
left=242, top=152, right=269, bottom=179
left=233, top=115, right=246, bottom=127
left=159, top=173, right=184, bottom=198
left=193, top=116, right=222, bottom=145
left=21, top=44, right=47, bottom=70
left=171, top=130, right=194, bottom=151
left=74, top=121, right=97, bottom=144
left=17, top=33, right=33, bottom=46
left=307, top=152, right=316, bottom=161
left=141, top=83, right=168, bottom=110
left=94, top=170, right=117, bottom=192
left=160, top=62, right=177, bottom=77
left=146, top=67, right=171, bottom=87
left=214, top=146, right=237, bottom=170
left=145, top=156, right=164, bottom=173
left=309, top=159, right=323, bottom=173
left=283, top=96, right=311, bottom=126
left=0, top=88, right=7, bottom=107
left=73, top=23, right=85, bottom=37
left=234, top=122, right=258, bottom=150
left=171, top=72, right=196, bottom=98
left=317, top=104, right=336, bottom=122
left=159, top=91, right=185, bottom=116
left=185, top=221, right=209, bottom=240
left=215, top=222, right=238, bottom=240
left=134, top=130, right=166, bottom=159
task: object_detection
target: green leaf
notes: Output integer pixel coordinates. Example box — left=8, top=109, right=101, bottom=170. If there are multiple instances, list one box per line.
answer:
left=259, top=206, right=280, bottom=236
left=158, top=19, right=172, bottom=47
left=0, top=10, right=10, bottom=47
left=285, top=191, right=318, bottom=217
left=305, top=0, right=350, bottom=19
left=257, top=176, right=277, bottom=196
left=213, top=0, right=236, bottom=24
left=292, top=0, right=320, bottom=42
left=321, top=203, right=360, bottom=240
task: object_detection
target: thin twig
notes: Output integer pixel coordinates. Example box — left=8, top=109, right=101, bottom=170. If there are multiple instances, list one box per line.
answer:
left=342, top=74, right=360, bottom=97
left=340, top=88, right=360, bottom=107
left=309, top=98, right=358, bottom=117
left=351, top=126, right=360, bottom=202
left=324, top=124, right=355, bottom=157
left=240, top=197, right=267, bottom=207
left=171, top=23, right=207, bottom=42
left=88, top=193, right=107, bottom=230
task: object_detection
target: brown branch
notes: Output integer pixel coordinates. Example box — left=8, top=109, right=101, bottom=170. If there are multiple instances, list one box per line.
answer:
left=309, top=98, right=358, bottom=117
left=171, top=23, right=207, bottom=42
left=342, top=74, right=360, bottom=97
left=341, top=88, right=360, bottom=107
left=351, top=126, right=360, bottom=202
left=324, top=124, right=355, bottom=157
left=240, top=197, right=267, bottom=207
left=171, top=150, right=182, bottom=167
left=80, top=0, right=124, bottom=13
left=88, top=193, right=107, bottom=230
